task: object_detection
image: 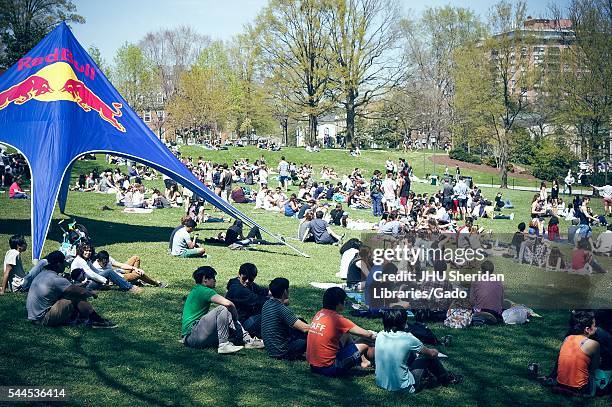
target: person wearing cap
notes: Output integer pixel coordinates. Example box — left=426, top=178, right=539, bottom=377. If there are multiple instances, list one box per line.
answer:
left=171, top=218, right=206, bottom=258
left=26, top=251, right=117, bottom=328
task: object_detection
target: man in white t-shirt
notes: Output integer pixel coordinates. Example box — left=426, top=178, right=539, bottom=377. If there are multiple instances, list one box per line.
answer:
left=564, top=171, right=575, bottom=195
left=594, top=224, right=612, bottom=255
left=593, top=184, right=612, bottom=216
left=381, top=172, right=397, bottom=213
left=277, top=156, right=290, bottom=192
left=1, top=234, right=27, bottom=294
left=171, top=219, right=206, bottom=258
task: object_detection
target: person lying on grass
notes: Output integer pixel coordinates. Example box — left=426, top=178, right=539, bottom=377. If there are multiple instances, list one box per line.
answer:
left=92, top=250, right=167, bottom=288
left=26, top=251, right=117, bottom=328
left=261, top=277, right=310, bottom=361
left=306, top=287, right=375, bottom=377
left=71, top=243, right=142, bottom=294
left=181, top=266, right=263, bottom=354
left=375, top=309, right=462, bottom=392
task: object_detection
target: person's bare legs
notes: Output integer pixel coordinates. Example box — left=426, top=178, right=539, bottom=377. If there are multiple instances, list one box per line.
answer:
left=126, top=256, right=140, bottom=268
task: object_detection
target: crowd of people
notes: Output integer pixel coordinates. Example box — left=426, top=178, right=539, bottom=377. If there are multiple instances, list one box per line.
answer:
left=3, top=147, right=611, bottom=398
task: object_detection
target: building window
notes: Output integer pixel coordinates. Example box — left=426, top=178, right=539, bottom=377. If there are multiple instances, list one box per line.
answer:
left=156, top=93, right=164, bottom=105
left=143, top=111, right=152, bottom=123
left=156, top=111, right=164, bottom=121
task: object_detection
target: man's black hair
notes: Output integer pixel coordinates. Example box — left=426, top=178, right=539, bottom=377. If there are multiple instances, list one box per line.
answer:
left=481, top=260, right=494, bottom=274
left=518, top=222, right=526, bottom=232
left=382, top=309, right=407, bottom=332
left=323, top=286, right=347, bottom=310
left=269, top=277, right=290, bottom=299
left=238, top=263, right=258, bottom=281
left=96, top=250, right=110, bottom=263
left=193, top=266, right=217, bottom=284
left=8, top=234, right=26, bottom=250
left=568, top=311, right=595, bottom=335
left=44, top=251, right=66, bottom=273
left=184, top=218, right=197, bottom=228
left=315, top=210, right=324, bottom=219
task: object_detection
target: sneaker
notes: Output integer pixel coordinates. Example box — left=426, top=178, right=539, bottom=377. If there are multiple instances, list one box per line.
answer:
left=157, top=281, right=168, bottom=288
left=446, top=372, right=463, bottom=385
left=509, top=213, right=515, bottom=220
left=90, top=319, right=118, bottom=329
left=244, top=337, right=265, bottom=349
left=217, top=342, right=243, bottom=354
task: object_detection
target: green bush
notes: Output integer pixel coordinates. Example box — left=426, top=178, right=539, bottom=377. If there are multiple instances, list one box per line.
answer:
left=532, top=140, right=578, bottom=181
left=449, top=148, right=482, bottom=165
left=483, top=156, right=497, bottom=167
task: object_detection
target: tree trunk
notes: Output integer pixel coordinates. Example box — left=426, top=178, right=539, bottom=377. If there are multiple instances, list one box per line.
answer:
left=308, top=114, right=318, bottom=146
left=499, top=130, right=509, bottom=189
left=282, top=117, right=289, bottom=146
left=345, top=93, right=356, bottom=146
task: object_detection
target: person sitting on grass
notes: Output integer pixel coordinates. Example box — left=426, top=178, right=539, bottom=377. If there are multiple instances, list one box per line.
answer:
left=71, top=243, right=142, bottom=294
left=225, top=263, right=269, bottom=338
left=375, top=309, right=461, bottom=392
left=261, top=277, right=310, bottom=360
left=306, top=287, right=376, bottom=377
left=170, top=218, right=206, bottom=258
left=556, top=311, right=611, bottom=397
left=181, top=266, right=262, bottom=354
left=92, top=250, right=167, bottom=288
left=9, top=177, right=28, bottom=199
left=26, top=251, right=117, bottom=328
left=469, top=260, right=504, bottom=323
left=1, top=234, right=27, bottom=294
left=593, top=224, right=612, bottom=256
left=305, top=210, right=344, bottom=245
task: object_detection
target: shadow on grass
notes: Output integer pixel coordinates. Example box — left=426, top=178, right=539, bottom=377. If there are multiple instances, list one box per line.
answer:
left=0, top=217, right=175, bottom=248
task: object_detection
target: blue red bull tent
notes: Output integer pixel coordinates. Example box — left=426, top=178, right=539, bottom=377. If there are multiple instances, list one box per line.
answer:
left=0, top=22, right=307, bottom=260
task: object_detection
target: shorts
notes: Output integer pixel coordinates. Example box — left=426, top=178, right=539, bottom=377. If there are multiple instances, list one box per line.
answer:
left=279, top=175, right=289, bottom=184
left=179, top=248, right=203, bottom=258
left=459, top=198, right=468, bottom=208
left=310, top=342, right=361, bottom=377
left=41, top=299, right=76, bottom=327
left=400, top=196, right=408, bottom=206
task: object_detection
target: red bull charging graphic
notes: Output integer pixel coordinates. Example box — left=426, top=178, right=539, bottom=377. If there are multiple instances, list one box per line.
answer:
left=0, top=60, right=125, bottom=132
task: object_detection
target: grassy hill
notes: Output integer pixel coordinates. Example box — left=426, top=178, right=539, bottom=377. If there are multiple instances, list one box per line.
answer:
left=0, top=147, right=609, bottom=406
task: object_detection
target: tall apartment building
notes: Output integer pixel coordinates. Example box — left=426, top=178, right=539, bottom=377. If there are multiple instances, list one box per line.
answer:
left=495, top=17, right=575, bottom=102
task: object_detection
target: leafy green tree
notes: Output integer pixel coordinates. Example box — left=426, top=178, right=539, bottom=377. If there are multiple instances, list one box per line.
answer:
left=87, top=45, right=110, bottom=77
left=548, top=0, right=611, bottom=163
left=257, top=0, right=334, bottom=146
left=112, top=43, right=156, bottom=112
left=453, top=0, right=537, bottom=188
left=401, top=5, right=484, bottom=147
left=0, top=0, right=84, bottom=69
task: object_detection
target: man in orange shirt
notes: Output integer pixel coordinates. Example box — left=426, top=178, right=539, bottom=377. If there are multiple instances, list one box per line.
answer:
left=306, top=287, right=375, bottom=377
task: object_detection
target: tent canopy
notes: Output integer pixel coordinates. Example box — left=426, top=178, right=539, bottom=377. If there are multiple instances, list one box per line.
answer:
left=0, top=23, right=299, bottom=260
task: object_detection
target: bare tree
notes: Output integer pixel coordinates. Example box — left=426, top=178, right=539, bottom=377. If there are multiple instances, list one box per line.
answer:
left=326, top=0, right=405, bottom=146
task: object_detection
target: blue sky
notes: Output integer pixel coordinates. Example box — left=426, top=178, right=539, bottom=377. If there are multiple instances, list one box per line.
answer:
left=72, top=0, right=571, bottom=64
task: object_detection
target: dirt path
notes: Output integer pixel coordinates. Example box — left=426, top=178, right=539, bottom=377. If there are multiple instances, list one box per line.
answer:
left=430, top=155, right=537, bottom=180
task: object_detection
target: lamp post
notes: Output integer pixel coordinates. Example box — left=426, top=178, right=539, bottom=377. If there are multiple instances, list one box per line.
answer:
left=394, top=116, right=399, bottom=149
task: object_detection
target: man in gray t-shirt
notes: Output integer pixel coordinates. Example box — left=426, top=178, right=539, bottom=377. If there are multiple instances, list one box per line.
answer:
left=25, top=251, right=117, bottom=328
left=307, top=211, right=343, bottom=244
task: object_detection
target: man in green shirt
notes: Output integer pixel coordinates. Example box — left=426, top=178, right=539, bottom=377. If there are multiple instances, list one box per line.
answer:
left=181, top=266, right=244, bottom=354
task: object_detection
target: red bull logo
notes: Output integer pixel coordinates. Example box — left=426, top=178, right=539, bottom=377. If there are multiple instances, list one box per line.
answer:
left=0, top=61, right=125, bottom=132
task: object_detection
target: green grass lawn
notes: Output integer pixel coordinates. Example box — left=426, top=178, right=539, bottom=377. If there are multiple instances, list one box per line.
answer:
left=0, top=148, right=609, bottom=406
